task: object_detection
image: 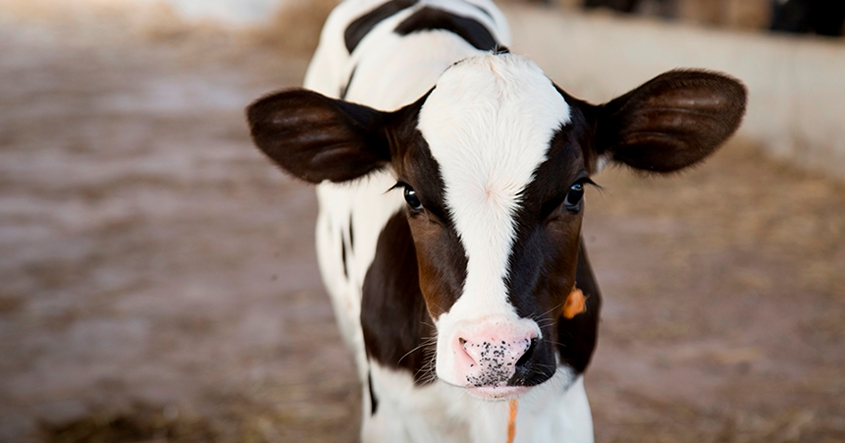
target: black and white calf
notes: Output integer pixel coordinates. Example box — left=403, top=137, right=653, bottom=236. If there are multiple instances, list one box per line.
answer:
left=247, top=0, right=746, bottom=441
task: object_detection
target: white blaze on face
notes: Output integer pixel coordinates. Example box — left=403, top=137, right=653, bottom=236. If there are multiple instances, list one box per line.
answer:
left=417, top=54, right=571, bottom=385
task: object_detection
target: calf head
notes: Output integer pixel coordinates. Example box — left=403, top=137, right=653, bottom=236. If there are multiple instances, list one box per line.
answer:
left=248, top=53, right=746, bottom=399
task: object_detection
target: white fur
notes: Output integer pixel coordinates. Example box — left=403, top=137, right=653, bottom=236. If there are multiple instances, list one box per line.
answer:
left=304, top=0, right=510, bottom=107
left=366, top=363, right=593, bottom=443
left=594, top=152, right=612, bottom=174
left=303, top=1, right=591, bottom=441
left=314, top=173, right=403, bottom=379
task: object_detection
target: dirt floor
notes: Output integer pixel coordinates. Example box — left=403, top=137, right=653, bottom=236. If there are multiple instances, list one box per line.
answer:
left=1, top=4, right=844, bottom=443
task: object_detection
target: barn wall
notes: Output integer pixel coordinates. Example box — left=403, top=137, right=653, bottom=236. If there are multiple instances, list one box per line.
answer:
left=78, top=0, right=292, bottom=25
left=505, top=5, right=845, bottom=181
left=161, top=0, right=284, bottom=24
left=108, top=0, right=845, bottom=180
left=155, top=0, right=288, bottom=25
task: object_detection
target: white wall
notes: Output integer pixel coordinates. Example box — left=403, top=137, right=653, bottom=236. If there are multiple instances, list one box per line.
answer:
left=505, top=5, right=845, bottom=180
left=157, top=0, right=288, bottom=25
left=101, top=0, right=289, bottom=25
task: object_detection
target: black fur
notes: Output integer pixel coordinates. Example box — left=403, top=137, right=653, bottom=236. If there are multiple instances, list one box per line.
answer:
left=246, top=90, right=392, bottom=183
left=361, top=212, right=437, bottom=384
left=368, top=371, right=379, bottom=415
left=394, top=7, right=498, bottom=51
left=345, top=0, right=419, bottom=53
left=340, top=65, right=358, bottom=99
left=594, top=70, right=747, bottom=173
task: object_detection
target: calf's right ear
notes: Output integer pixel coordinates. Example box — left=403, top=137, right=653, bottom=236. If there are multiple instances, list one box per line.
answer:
left=247, top=89, right=393, bottom=183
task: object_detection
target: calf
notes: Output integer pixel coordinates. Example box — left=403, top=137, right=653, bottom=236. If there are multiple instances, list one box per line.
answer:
left=247, top=0, right=746, bottom=441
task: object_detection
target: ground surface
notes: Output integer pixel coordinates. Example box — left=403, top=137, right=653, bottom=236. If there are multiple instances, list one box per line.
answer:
left=1, top=5, right=844, bottom=443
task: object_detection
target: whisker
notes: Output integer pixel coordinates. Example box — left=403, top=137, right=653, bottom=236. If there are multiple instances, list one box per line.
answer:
left=413, top=349, right=439, bottom=383
left=530, top=303, right=564, bottom=323
left=397, top=341, right=433, bottom=365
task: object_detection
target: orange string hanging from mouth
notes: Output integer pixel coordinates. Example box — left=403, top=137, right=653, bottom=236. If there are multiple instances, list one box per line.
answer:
left=507, top=399, right=518, bottom=443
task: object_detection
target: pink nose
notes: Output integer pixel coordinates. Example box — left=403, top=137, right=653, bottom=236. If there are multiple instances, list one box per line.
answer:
left=454, top=328, right=538, bottom=387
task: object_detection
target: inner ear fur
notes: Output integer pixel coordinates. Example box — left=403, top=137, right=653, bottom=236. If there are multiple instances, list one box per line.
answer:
left=594, top=70, right=747, bottom=173
left=247, top=89, right=393, bottom=183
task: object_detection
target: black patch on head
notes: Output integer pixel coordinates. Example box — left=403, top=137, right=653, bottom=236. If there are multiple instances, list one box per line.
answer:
left=394, top=7, right=498, bottom=51
left=396, top=132, right=468, bottom=319
left=397, top=132, right=450, bottom=222
left=361, top=129, right=468, bottom=383
left=361, top=212, right=436, bottom=384
left=367, top=371, right=379, bottom=415
left=502, top=111, right=600, bottom=382
left=345, top=88, right=468, bottom=383
left=345, top=0, right=419, bottom=53
left=505, top=124, right=588, bottom=312
left=554, top=85, right=600, bottom=172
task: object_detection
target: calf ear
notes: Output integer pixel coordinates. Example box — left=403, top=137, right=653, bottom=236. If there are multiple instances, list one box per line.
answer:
left=594, top=70, right=747, bottom=173
left=247, top=89, right=392, bottom=183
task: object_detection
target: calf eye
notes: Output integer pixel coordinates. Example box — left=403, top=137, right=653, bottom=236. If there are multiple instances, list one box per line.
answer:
left=564, top=182, right=584, bottom=212
left=404, top=186, right=423, bottom=211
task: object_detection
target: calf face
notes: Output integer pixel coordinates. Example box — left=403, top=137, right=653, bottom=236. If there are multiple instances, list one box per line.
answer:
left=248, top=53, right=745, bottom=398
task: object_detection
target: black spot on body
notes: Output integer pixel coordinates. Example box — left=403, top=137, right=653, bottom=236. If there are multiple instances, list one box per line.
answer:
left=341, top=239, right=348, bottom=279
left=368, top=371, right=379, bottom=415
left=349, top=213, right=355, bottom=250
left=340, top=65, right=358, bottom=100
left=394, top=7, right=498, bottom=51
left=345, top=0, right=418, bottom=53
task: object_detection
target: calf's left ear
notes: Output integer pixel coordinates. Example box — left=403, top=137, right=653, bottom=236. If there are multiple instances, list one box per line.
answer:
left=247, top=89, right=393, bottom=183
left=592, top=70, right=747, bottom=173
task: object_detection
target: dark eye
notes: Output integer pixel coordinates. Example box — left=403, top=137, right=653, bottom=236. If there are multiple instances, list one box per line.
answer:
left=404, top=186, right=423, bottom=211
left=564, top=182, right=584, bottom=212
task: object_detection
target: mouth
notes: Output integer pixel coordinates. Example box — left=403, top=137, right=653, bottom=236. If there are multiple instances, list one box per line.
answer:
left=466, top=385, right=530, bottom=401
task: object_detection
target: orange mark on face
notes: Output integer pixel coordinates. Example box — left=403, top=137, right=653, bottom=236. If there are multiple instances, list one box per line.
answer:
left=507, top=399, right=518, bottom=443
left=563, top=286, right=587, bottom=319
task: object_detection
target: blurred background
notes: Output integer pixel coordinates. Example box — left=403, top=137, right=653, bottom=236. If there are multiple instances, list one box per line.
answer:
left=1, top=0, right=843, bottom=442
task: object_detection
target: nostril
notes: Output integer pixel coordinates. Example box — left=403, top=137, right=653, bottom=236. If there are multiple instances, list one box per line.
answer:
left=456, top=337, right=482, bottom=369
left=457, top=337, right=474, bottom=362
left=515, top=337, right=538, bottom=369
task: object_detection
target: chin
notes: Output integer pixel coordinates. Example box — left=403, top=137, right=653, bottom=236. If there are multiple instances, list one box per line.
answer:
left=466, top=385, right=531, bottom=401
